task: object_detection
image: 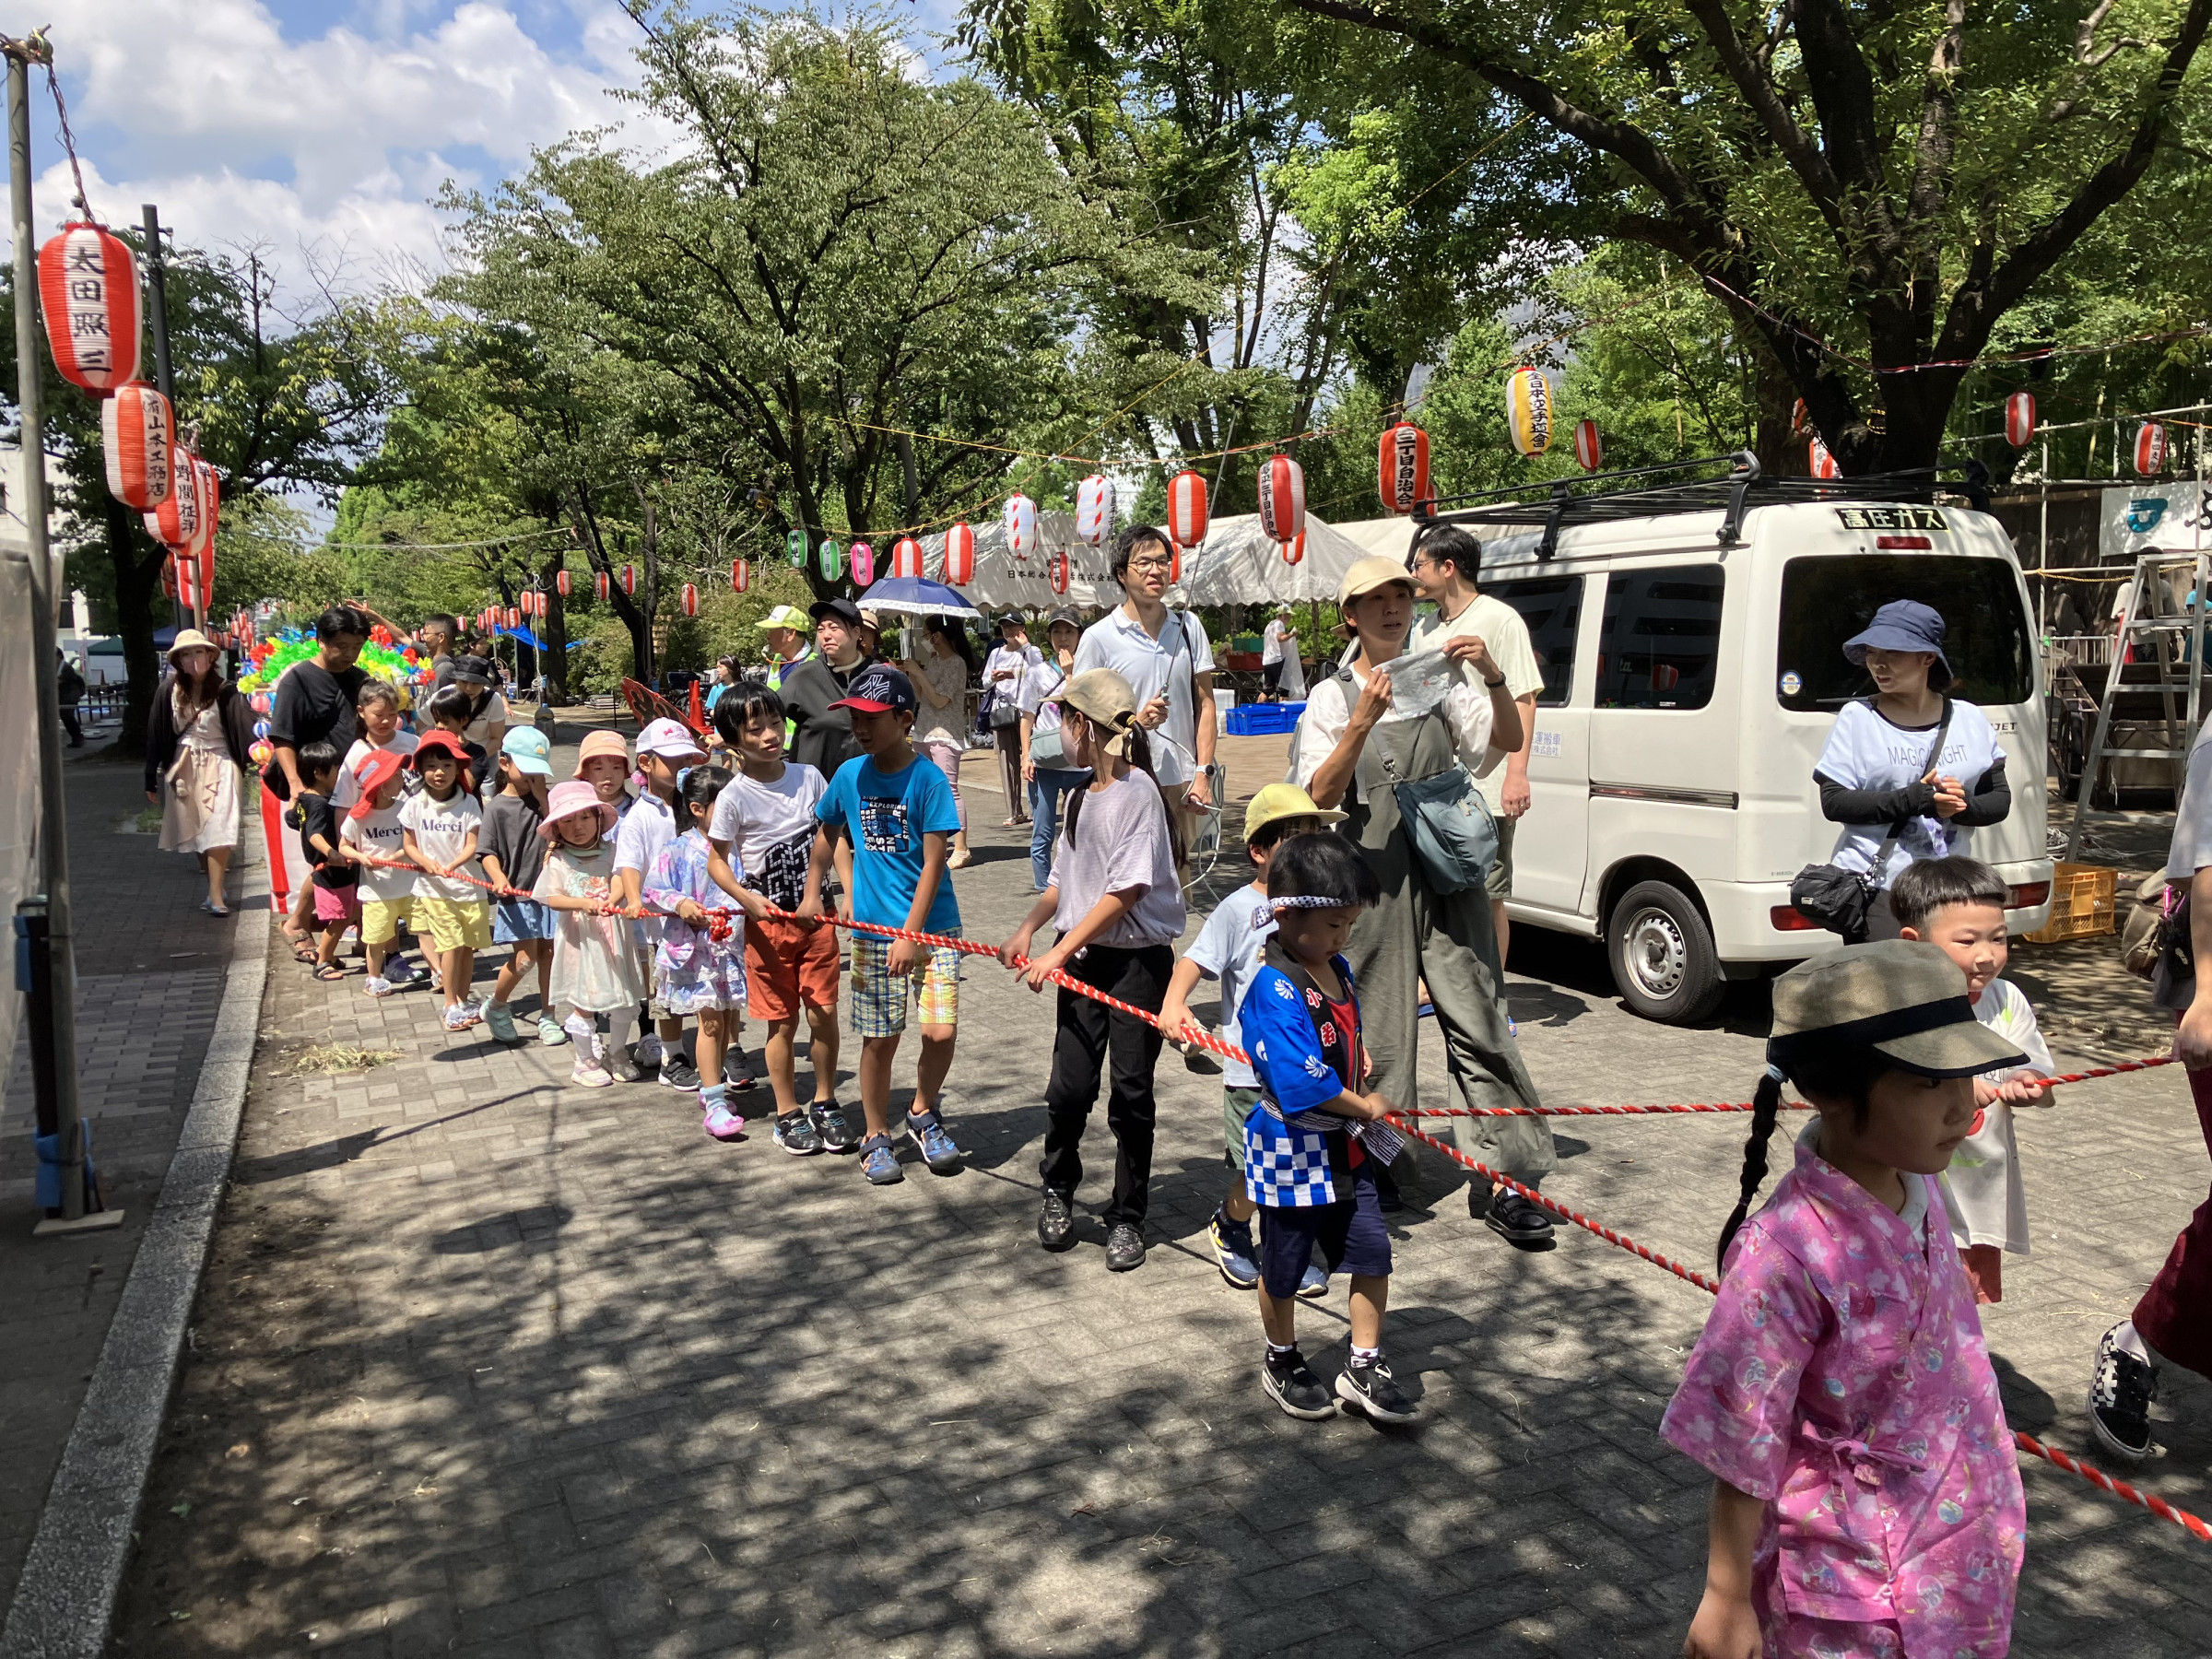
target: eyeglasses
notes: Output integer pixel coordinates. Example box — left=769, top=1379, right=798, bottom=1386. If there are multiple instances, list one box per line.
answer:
left=1127, top=557, right=1173, bottom=573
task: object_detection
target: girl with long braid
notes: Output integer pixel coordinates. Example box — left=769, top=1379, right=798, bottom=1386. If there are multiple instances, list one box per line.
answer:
left=1661, top=941, right=2029, bottom=1659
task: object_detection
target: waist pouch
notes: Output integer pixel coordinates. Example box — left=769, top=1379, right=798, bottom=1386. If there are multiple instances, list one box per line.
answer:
left=1389, top=764, right=1498, bottom=895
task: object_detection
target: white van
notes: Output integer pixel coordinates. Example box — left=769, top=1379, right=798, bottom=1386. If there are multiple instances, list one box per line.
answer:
left=1430, top=465, right=2053, bottom=1022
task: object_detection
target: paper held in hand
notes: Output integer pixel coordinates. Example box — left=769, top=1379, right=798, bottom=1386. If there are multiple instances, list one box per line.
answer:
left=1374, top=648, right=1455, bottom=724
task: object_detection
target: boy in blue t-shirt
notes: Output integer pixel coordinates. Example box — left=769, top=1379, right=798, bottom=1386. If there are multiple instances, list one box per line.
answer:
left=799, top=664, right=966, bottom=1185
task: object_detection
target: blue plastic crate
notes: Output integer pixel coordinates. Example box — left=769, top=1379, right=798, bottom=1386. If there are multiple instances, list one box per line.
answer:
left=1225, top=700, right=1304, bottom=736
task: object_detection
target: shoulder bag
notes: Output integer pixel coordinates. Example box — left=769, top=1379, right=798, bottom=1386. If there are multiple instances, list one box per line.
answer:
left=1359, top=669, right=1500, bottom=894
left=1789, top=698, right=1954, bottom=941
left=1028, top=662, right=1070, bottom=768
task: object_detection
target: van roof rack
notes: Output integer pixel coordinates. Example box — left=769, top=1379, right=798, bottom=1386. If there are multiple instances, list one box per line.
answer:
left=1414, top=451, right=1993, bottom=561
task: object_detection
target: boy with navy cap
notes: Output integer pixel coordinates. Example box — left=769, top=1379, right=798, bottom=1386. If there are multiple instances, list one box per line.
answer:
left=798, top=665, right=968, bottom=1184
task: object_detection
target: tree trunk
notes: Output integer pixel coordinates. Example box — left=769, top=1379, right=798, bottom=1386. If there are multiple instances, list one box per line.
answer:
left=108, top=496, right=165, bottom=758
left=539, top=555, right=570, bottom=703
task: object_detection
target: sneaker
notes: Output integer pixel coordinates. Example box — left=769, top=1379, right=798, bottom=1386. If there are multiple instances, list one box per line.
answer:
left=724, top=1048, right=758, bottom=1092
left=661, top=1056, right=702, bottom=1091
left=904, top=1107, right=962, bottom=1172
left=860, top=1133, right=902, bottom=1185
left=1297, top=1263, right=1329, bottom=1299
left=442, top=1004, right=476, bottom=1032
left=384, top=955, right=418, bottom=986
left=636, top=1032, right=665, bottom=1067
left=2088, top=1324, right=2159, bottom=1463
left=537, top=1015, right=568, bottom=1047
left=605, top=1044, right=646, bottom=1084
left=812, top=1100, right=859, bottom=1152
left=1105, top=1222, right=1146, bottom=1272
left=484, top=1002, right=520, bottom=1043
left=1038, top=1190, right=1076, bottom=1252
left=771, top=1111, right=823, bottom=1156
left=1209, top=1211, right=1259, bottom=1288
left=1335, top=1353, right=1418, bottom=1424
left=1478, top=1181, right=1555, bottom=1245
left=361, top=976, right=395, bottom=999
left=701, top=1100, right=747, bottom=1141
left=571, top=1059, right=613, bottom=1088
left=1261, top=1347, right=1336, bottom=1421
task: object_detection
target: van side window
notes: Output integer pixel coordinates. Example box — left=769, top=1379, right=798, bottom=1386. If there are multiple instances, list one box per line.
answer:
left=1596, top=566, right=1724, bottom=710
left=1484, top=576, right=1582, bottom=707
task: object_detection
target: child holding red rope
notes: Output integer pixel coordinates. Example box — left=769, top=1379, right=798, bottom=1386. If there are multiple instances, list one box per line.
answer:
left=535, top=779, right=648, bottom=1088
left=644, top=763, right=749, bottom=1140
left=1665, top=941, right=2025, bottom=1659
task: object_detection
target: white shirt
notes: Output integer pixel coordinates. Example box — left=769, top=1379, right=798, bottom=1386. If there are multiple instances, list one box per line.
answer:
left=397, top=790, right=484, bottom=902
left=983, top=642, right=1041, bottom=695
left=1073, top=606, right=1216, bottom=787
left=462, top=689, right=510, bottom=750
left=1018, top=656, right=1073, bottom=758
left=708, top=763, right=827, bottom=910
left=341, top=803, right=413, bottom=900
left=1936, top=977, right=2054, bottom=1256
left=1261, top=618, right=1292, bottom=666
left=1813, top=700, right=2006, bottom=886
left=1289, top=655, right=1503, bottom=805
left=1410, top=593, right=1543, bottom=814
left=1183, top=882, right=1274, bottom=1089
left=333, top=731, right=419, bottom=809
left=615, top=790, right=680, bottom=940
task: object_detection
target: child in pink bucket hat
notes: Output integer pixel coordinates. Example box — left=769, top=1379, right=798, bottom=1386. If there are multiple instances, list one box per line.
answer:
left=532, top=780, right=644, bottom=1088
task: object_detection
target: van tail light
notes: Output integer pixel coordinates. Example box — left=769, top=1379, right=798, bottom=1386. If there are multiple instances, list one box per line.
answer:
left=2007, top=880, right=2051, bottom=909
left=1771, top=905, right=1823, bottom=932
left=1875, top=535, right=1932, bottom=550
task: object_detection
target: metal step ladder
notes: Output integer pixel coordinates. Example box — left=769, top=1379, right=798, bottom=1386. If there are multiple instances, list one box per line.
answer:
left=2066, top=549, right=2210, bottom=858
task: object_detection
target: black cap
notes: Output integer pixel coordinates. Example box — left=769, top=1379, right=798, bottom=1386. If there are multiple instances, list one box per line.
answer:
left=828, top=663, right=917, bottom=715
left=809, top=597, right=864, bottom=629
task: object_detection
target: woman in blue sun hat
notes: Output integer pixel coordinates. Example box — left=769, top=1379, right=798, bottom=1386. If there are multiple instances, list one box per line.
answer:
left=1812, top=600, right=2014, bottom=941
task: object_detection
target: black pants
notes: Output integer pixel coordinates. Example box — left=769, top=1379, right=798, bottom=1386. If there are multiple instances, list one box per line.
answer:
left=59, top=706, right=81, bottom=745
left=1039, top=942, right=1172, bottom=1227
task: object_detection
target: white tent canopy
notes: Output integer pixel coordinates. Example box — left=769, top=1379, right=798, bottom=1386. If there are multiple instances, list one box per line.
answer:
left=1331, top=516, right=1424, bottom=564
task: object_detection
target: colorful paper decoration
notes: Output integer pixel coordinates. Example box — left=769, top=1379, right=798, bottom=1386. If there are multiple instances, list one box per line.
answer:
left=594, top=570, right=610, bottom=601
left=731, top=558, right=750, bottom=594
left=504, top=606, right=521, bottom=629
left=1281, top=530, right=1306, bottom=567
left=785, top=528, right=808, bottom=567
left=892, top=536, right=924, bottom=580
left=1165, top=470, right=1208, bottom=550
left=2005, top=391, right=2036, bottom=449
left=1003, top=494, right=1038, bottom=558
left=818, top=539, right=844, bottom=582
left=944, top=523, right=976, bottom=585
left=1378, top=423, right=1430, bottom=514
left=1050, top=551, right=1069, bottom=595
left=556, top=569, right=571, bottom=596
left=852, top=541, right=875, bottom=587
left=101, top=382, right=172, bottom=510
left=1809, top=438, right=1841, bottom=479
left=1075, top=476, right=1114, bottom=546
left=1255, top=454, right=1305, bottom=545
left=681, top=582, right=699, bottom=618
left=1572, top=418, right=1603, bottom=473
left=37, top=223, right=140, bottom=394
left=619, top=563, right=636, bottom=595
left=1506, top=367, right=1554, bottom=457
left=2136, top=421, right=2169, bottom=476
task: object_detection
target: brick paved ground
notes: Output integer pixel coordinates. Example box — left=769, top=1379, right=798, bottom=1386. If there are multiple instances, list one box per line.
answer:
left=104, top=731, right=2212, bottom=1655
left=0, top=753, right=245, bottom=1612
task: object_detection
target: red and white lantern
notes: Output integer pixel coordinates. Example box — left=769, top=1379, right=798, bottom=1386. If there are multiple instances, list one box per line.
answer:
left=145, top=444, right=199, bottom=548
left=505, top=606, right=521, bottom=629
left=1572, top=418, right=1604, bottom=474
left=2005, top=391, right=2037, bottom=449
left=618, top=563, right=635, bottom=595
left=731, top=558, right=750, bottom=594
left=1255, top=453, right=1305, bottom=546
left=2136, top=420, right=2169, bottom=477
left=37, top=223, right=140, bottom=394
left=681, top=582, right=699, bottom=618
left=1050, top=550, right=1070, bottom=595
left=1791, top=398, right=1810, bottom=437
left=1378, top=423, right=1430, bottom=514
left=101, top=382, right=172, bottom=510
left=1003, top=494, right=1038, bottom=558
left=556, top=569, right=571, bottom=597
left=1165, top=469, right=1208, bottom=550
left=188, top=457, right=219, bottom=606
left=851, top=541, right=875, bottom=588
left=1809, top=438, right=1841, bottom=479
left=173, top=552, right=200, bottom=611
left=1075, top=475, right=1114, bottom=546
left=943, top=523, right=976, bottom=586
left=891, top=536, right=924, bottom=580
left=1281, top=530, right=1306, bottom=567
left=594, top=569, right=609, bottom=601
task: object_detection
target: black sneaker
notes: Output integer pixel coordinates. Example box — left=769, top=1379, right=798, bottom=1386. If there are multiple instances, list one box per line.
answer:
left=659, top=1056, right=702, bottom=1091
left=811, top=1100, right=859, bottom=1152
left=724, top=1048, right=758, bottom=1092
left=1484, top=1184, right=1554, bottom=1245
left=1335, top=1353, right=1418, bottom=1423
left=1038, top=1190, right=1076, bottom=1252
left=1262, top=1347, right=1336, bottom=1420
left=2088, top=1324, right=2159, bottom=1463
left=1105, top=1222, right=1146, bottom=1271
left=771, top=1111, right=823, bottom=1156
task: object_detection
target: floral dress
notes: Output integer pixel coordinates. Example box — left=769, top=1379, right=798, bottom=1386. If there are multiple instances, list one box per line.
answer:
left=532, top=842, right=647, bottom=1015
left=641, top=830, right=746, bottom=1015
left=1661, top=1122, right=2025, bottom=1656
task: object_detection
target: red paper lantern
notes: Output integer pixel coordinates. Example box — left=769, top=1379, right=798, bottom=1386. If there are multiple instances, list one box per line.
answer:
left=681, top=582, right=699, bottom=618
left=1281, top=530, right=1306, bottom=567
left=1075, top=476, right=1114, bottom=546
left=619, top=563, right=636, bottom=595
left=731, top=558, right=750, bottom=594
left=101, top=382, right=173, bottom=510
left=891, top=536, right=924, bottom=580
left=556, top=569, right=571, bottom=597
left=1003, top=495, right=1038, bottom=558
left=2136, top=421, right=2168, bottom=476
left=1572, top=418, right=1603, bottom=474
left=851, top=541, right=875, bottom=588
left=2004, top=391, right=2036, bottom=449
left=1256, top=454, right=1305, bottom=545
left=505, top=606, right=521, bottom=629
left=594, top=570, right=609, bottom=600
left=1165, top=469, right=1208, bottom=549
left=943, top=523, right=976, bottom=586
left=1791, top=398, right=1810, bottom=437
left=174, top=552, right=200, bottom=611
left=144, top=443, right=199, bottom=547
left=1050, top=551, right=1070, bottom=595
left=189, top=457, right=219, bottom=606
left=37, top=222, right=140, bottom=394
left=1809, top=438, right=1841, bottom=479
left=1377, top=423, right=1430, bottom=514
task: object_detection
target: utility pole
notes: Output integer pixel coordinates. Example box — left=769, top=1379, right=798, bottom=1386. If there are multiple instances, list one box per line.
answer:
left=5, top=32, right=112, bottom=1232
left=140, top=201, right=186, bottom=634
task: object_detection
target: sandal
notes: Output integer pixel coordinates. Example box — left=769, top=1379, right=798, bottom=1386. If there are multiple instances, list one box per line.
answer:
left=198, top=899, right=231, bottom=918
left=287, top=938, right=319, bottom=965
left=312, top=963, right=347, bottom=982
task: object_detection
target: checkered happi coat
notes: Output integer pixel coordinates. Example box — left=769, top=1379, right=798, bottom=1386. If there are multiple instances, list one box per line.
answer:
left=1238, top=957, right=1400, bottom=1207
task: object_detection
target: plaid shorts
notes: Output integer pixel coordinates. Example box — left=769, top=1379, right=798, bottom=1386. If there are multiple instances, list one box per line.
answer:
left=849, top=931, right=960, bottom=1038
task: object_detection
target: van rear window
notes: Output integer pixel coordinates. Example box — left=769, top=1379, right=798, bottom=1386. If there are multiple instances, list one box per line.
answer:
left=1485, top=575, right=1582, bottom=707
left=1597, top=566, right=1724, bottom=710
left=1776, top=557, right=2033, bottom=711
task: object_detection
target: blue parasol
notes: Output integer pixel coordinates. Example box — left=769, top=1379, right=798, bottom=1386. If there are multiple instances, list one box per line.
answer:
left=854, top=577, right=983, bottom=620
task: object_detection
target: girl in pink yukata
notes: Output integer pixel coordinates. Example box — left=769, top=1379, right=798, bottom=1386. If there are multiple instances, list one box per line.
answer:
left=1664, top=940, right=2030, bottom=1659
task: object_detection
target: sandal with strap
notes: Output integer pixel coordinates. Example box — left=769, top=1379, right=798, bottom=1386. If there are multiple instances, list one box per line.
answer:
left=312, top=963, right=347, bottom=982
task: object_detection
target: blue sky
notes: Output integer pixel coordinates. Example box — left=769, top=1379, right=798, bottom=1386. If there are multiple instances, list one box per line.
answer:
left=35, top=1, right=965, bottom=288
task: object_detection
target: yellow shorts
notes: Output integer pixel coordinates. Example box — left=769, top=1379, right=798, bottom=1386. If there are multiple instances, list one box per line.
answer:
left=414, top=894, right=491, bottom=953
left=849, top=932, right=959, bottom=1037
left=361, top=896, right=413, bottom=947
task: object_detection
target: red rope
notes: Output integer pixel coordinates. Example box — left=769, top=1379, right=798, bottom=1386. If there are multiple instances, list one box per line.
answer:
left=2012, top=1433, right=2212, bottom=1542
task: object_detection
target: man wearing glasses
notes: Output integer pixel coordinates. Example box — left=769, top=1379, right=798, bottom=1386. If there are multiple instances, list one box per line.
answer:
left=1073, top=524, right=1218, bottom=865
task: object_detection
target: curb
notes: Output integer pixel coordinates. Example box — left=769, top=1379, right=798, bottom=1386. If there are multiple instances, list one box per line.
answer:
left=0, top=835, right=272, bottom=1659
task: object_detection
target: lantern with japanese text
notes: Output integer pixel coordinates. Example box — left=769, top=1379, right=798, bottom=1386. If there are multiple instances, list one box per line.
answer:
left=1003, top=494, right=1038, bottom=558
left=2136, top=421, right=2169, bottom=476
left=37, top=223, right=140, bottom=394
left=1505, top=367, right=1553, bottom=457
left=187, top=456, right=219, bottom=609
left=818, top=539, right=844, bottom=582
left=731, top=558, right=750, bottom=594
left=1281, top=530, right=1306, bottom=567
left=1572, top=419, right=1604, bottom=474
left=505, top=606, right=521, bottom=629
left=1255, top=454, right=1305, bottom=546
left=145, top=444, right=199, bottom=548
left=1075, top=475, right=1114, bottom=546
left=943, top=524, right=976, bottom=585
left=1050, top=551, right=1070, bottom=595
left=594, top=570, right=610, bottom=601
left=892, top=536, right=924, bottom=580
left=682, top=582, right=699, bottom=618
left=785, top=528, right=807, bottom=567
left=2005, top=391, right=2037, bottom=449
left=173, top=552, right=200, bottom=611
left=1377, top=423, right=1430, bottom=514
left=851, top=541, right=875, bottom=587
left=1165, top=469, right=1208, bottom=550
left=556, top=569, right=571, bottom=597
left=101, top=382, right=172, bottom=510
left=1809, top=438, right=1841, bottom=479
left=619, top=563, right=636, bottom=595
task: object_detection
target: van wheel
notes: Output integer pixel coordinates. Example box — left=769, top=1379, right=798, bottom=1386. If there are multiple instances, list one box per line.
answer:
left=1607, top=880, right=1725, bottom=1024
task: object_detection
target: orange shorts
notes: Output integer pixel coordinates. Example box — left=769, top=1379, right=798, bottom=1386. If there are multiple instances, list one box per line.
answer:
left=746, top=914, right=841, bottom=1021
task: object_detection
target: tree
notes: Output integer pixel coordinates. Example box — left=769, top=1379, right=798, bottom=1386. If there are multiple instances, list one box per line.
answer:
left=1272, top=0, right=2212, bottom=473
